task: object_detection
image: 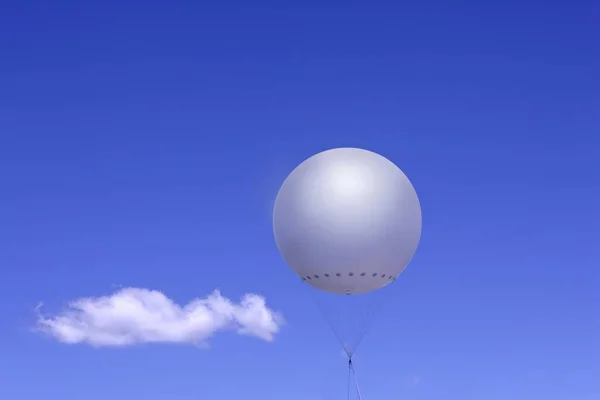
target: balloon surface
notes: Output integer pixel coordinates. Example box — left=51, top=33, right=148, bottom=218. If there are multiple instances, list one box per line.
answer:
left=273, top=147, right=421, bottom=295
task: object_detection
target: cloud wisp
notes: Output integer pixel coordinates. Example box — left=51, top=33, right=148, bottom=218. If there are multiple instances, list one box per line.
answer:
left=36, top=288, right=283, bottom=347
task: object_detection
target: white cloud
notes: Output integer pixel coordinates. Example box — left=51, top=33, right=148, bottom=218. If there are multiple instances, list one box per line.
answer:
left=36, top=287, right=284, bottom=347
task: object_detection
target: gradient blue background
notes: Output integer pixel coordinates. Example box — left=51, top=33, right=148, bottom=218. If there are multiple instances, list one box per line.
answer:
left=1, top=1, right=598, bottom=399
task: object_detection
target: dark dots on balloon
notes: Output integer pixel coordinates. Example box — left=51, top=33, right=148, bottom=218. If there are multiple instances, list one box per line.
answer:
left=360, top=272, right=366, bottom=276
left=336, top=273, right=341, bottom=277
left=324, top=273, right=330, bottom=277
left=372, top=273, right=377, bottom=277
left=349, top=272, right=354, bottom=276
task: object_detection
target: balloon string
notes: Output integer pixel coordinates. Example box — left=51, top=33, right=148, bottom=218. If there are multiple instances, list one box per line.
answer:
left=304, top=280, right=353, bottom=358
left=305, top=278, right=387, bottom=358
left=349, top=358, right=364, bottom=400
left=350, top=292, right=386, bottom=355
left=302, top=279, right=391, bottom=400
left=346, top=359, right=352, bottom=400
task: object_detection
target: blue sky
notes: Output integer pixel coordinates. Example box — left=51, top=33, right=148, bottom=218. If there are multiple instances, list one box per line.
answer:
left=1, top=0, right=598, bottom=399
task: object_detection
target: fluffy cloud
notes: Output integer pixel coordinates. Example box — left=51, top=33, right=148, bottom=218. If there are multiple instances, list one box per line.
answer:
left=36, top=288, right=283, bottom=347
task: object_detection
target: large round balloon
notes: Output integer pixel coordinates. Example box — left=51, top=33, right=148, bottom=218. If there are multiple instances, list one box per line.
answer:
left=273, top=147, right=422, bottom=295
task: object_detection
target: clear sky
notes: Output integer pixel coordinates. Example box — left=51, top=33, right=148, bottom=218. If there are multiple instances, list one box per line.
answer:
left=1, top=1, right=598, bottom=399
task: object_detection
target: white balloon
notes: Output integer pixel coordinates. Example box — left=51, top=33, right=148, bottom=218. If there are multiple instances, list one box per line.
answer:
left=273, top=147, right=422, bottom=295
